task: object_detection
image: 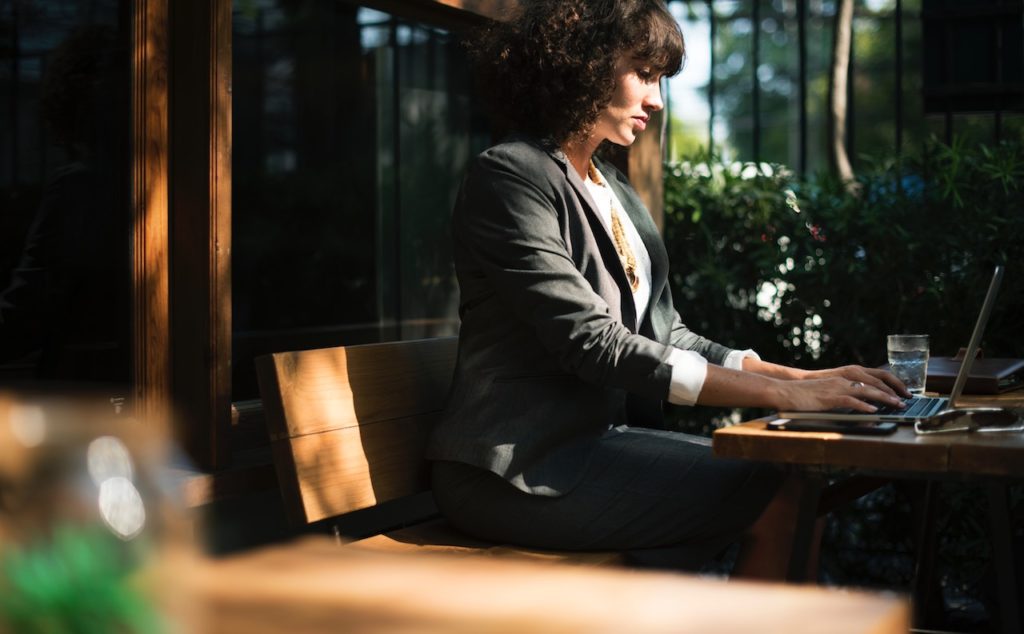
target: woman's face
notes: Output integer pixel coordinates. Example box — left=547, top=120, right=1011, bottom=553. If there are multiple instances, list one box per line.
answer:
left=593, top=53, right=664, bottom=147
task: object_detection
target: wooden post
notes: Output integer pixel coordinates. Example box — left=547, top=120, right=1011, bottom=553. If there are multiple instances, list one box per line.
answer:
left=170, top=0, right=233, bottom=469
left=131, top=0, right=171, bottom=429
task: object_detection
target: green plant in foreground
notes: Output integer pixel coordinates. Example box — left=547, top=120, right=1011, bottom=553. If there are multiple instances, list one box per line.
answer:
left=0, top=526, right=162, bottom=634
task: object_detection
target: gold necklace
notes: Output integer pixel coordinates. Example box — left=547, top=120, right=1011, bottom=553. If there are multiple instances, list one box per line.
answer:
left=588, top=161, right=640, bottom=293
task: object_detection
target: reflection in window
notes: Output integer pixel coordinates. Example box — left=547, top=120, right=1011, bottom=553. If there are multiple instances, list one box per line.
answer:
left=0, top=2, right=131, bottom=389
left=232, top=1, right=489, bottom=399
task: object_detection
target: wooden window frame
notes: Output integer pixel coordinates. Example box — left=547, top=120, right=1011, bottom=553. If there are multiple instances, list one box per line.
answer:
left=131, top=0, right=172, bottom=430
left=131, top=0, right=233, bottom=470
left=169, top=0, right=234, bottom=470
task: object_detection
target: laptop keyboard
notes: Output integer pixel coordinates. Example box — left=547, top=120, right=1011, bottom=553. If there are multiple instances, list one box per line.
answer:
left=873, top=396, right=944, bottom=418
left=781, top=394, right=949, bottom=421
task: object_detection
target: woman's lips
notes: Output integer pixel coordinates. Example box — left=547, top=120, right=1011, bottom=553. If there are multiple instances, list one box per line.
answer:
left=633, top=117, right=648, bottom=131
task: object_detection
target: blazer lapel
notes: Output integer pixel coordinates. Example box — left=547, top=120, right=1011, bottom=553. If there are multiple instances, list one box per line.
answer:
left=546, top=147, right=639, bottom=331
left=598, top=160, right=670, bottom=311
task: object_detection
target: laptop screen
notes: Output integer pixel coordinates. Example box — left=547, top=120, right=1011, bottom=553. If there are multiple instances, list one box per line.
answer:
left=948, top=265, right=1004, bottom=407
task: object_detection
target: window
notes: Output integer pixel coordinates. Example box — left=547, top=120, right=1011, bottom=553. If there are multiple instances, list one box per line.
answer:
left=922, top=0, right=1024, bottom=114
left=667, top=1, right=712, bottom=157
left=231, top=1, right=490, bottom=399
left=0, top=1, right=131, bottom=390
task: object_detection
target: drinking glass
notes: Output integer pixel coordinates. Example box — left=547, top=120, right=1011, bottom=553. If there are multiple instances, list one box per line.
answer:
left=887, top=334, right=930, bottom=395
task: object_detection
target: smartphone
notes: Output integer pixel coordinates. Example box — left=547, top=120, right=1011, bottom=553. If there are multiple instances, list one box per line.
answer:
left=767, top=418, right=898, bottom=435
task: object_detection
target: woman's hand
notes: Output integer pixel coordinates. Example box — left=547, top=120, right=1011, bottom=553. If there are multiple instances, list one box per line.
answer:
left=699, top=362, right=908, bottom=412
left=740, top=358, right=911, bottom=401
left=774, top=375, right=906, bottom=413
left=800, top=365, right=912, bottom=399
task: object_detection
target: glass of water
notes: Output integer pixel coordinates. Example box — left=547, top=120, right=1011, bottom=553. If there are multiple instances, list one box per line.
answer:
left=887, top=334, right=930, bottom=395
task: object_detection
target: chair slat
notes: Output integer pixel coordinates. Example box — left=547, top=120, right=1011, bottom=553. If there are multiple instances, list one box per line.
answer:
left=256, top=337, right=456, bottom=525
left=281, top=412, right=438, bottom=523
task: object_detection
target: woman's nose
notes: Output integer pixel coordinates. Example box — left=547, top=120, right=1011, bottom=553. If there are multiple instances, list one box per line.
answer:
left=645, top=82, right=664, bottom=112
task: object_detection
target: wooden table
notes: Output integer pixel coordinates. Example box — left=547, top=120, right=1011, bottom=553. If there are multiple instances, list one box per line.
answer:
left=714, top=391, right=1024, bottom=478
left=712, top=389, right=1024, bottom=633
left=191, top=536, right=909, bottom=634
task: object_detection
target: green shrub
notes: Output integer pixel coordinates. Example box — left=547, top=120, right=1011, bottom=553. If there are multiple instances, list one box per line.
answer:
left=663, top=137, right=1024, bottom=432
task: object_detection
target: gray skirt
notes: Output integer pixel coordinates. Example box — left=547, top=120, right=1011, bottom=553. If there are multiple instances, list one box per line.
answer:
left=431, top=425, right=783, bottom=571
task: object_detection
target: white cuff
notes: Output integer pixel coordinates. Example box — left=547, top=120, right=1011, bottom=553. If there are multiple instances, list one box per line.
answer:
left=723, top=349, right=760, bottom=371
left=666, top=348, right=709, bottom=406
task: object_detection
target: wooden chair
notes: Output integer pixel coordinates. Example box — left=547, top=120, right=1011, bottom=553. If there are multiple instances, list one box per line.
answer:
left=256, top=337, right=622, bottom=565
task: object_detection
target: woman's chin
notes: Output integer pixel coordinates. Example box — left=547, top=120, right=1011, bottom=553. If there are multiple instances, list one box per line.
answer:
left=609, top=134, right=637, bottom=147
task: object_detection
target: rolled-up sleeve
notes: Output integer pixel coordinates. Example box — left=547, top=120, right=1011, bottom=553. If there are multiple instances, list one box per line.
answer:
left=723, top=348, right=760, bottom=370
left=667, top=348, right=760, bottom=405
left=666, top=348, right=708, bottom=406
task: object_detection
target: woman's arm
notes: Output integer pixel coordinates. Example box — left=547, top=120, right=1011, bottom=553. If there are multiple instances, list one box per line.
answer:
left=741, top=357, right=911, bottom=398
left=698, top=362, right=908, bottom=413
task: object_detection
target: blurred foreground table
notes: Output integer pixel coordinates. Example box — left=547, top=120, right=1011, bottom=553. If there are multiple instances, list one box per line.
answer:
left=193, top=536, right=909, bottom=634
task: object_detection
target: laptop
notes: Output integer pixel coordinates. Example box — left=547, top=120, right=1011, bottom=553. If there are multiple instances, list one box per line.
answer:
left=777, top=265, right=1005, bottom=424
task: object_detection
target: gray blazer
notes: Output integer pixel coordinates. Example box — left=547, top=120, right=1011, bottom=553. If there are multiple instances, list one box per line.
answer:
left=425, top=136, right=735, bottom=496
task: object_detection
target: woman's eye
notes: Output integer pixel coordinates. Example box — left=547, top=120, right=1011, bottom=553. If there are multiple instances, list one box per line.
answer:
left=636, top=68, right=656, bottom=82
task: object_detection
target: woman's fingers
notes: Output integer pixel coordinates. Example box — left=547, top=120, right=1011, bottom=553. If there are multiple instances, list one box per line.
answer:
left=785, top=377, right=903, bottom=412
left=839, top=366, right=911, bottom=400
left=865, top=367, right=913, bottom=398
left=819, top=377, right=900, bottom=411
left=838, top=394, right=881, bottom=413
left=848, top=381, right=902, bottom=409
left=857, top=371, right=901, bottom=399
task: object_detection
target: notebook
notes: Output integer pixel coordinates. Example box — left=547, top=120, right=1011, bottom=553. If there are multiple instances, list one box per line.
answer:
left=776, top=265, right=1005, bottom=423
left=926, top=356, right=1024, bottom=394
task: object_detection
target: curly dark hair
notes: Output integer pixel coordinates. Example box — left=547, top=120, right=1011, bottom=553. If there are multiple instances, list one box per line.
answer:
left=471, top=0, right=684, bottom=144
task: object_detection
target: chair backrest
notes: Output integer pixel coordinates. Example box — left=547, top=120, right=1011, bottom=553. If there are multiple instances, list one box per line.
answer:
left=256, top=337, right=457, bottom=526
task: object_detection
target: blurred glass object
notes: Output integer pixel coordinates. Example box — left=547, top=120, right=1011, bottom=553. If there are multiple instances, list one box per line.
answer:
left=0, top=393, right=194, bottom=633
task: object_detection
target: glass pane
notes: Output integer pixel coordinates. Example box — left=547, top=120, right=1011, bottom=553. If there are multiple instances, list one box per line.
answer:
left=862, top=0, right=896, bottom=11
left=759, top=0, right=799, bottom=167
left=667, top=1, right=712, bottom=159
left=712, top=0, right=746, bottom=19
left=926, top=114, right=949, bottom=141
left=713, top=12, right=755, bottom=160
left=396, top=26, right=479, bottom=340
left=1004, top=114, right=1024, bottom=143
left=0, top=1, right=131, bottom=389
left=231, top=1, right=488, bottom=398
left=952, top=114, right=995, bottom=146
left=921, top=0, right=1024, bottom=114
left=851, top=8, right=898, bottom=164
left=900, top=1, right=926, bottom=151
left=806, top=3, right=835, bottom=174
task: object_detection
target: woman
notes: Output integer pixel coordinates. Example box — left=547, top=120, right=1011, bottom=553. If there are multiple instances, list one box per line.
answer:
left=426, top=0, right=908, bottom=576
